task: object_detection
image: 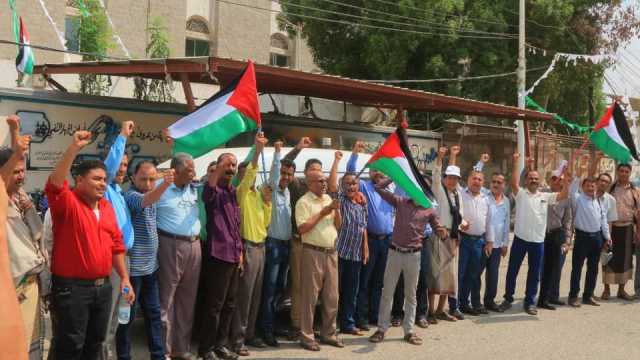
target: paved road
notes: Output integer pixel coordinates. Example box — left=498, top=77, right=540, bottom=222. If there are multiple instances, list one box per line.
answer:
left=47, top=252, right=640, bottom=360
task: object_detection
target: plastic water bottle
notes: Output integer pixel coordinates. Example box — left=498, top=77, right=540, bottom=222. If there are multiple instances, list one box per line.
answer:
left=118, top=286, right=131, bottom=324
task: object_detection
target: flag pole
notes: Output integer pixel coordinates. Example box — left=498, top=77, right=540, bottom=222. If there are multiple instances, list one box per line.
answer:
left=258, top=127, right=267, bottom=183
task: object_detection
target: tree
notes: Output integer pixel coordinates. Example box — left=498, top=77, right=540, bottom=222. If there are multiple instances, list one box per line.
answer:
left=280, top=0, right=639, bottom=132
left=133, top=17, right=175, bottom=102
left=76, top=0, right=113, bottom=96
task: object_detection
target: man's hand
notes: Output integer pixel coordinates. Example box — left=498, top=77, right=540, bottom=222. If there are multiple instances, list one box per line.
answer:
left=120, top=278, right=136, bottom=305
left=606, top=238, right=613, bottom=249
left=13, top=135, right=30, bottom=159
left=525, top=157, right=535, bottom=170
left=17, top=194, right=34, bottom=212
left=480, top=153, right=490, bottom=163
left=436, top=226, right=448, bottom=239
left=363, top=245, right=369, bottom=265
left=6, top=114, right=20, bottom=132
left=120, top=121, right=134, bottom=138
left=334, top=150, right=343, bottom=161
left=71, top=131, right=92, bottom=150
left=239, top=253, right=245, bottom=276
left=296, top=137, right=312, bottom=150
left=260, top=185, right=273, bottom=203
left=459, top=220, right=470, bottom=232
left=450, top=145, right=461, bottom=156
left=513, top=152, right=520, bottom=163
left=352, top=140, right=365, bottom=154
left=561, top=243, right=569, bottom=255
left=255, top=131, right=268, bottom=151
left=595, top=151, right=604, bottom=161
left=163, top=169, right=175, bottom=185
left=437, top=146, right=448, bottom=159
left=501, top=246, right=509, bottom=258
left=321, top=199, right=339, bottom=216
left=274, top=140, right=283, bottom=153
left=484, top=242, right=493, bottom=257
left=162, top=128, right=174, bottom=147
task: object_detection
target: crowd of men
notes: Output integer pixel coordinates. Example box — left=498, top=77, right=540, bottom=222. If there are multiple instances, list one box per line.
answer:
left=2, top=114, right=640, bottom=360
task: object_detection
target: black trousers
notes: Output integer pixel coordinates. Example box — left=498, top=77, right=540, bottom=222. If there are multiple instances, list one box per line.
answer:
left=538, top=229, right=564, bottom=305
left=198, top=256, right=240, bottom=356
left=50, top=276, right=113, bottom=360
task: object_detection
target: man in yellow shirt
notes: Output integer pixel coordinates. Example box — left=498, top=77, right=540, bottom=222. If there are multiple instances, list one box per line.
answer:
left=296, top=168, right=342, bottom=351
left=230, top=133, right=272, bottom=357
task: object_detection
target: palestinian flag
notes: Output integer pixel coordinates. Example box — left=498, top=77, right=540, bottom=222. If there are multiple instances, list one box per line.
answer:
left=367, top=127, right=433, bottom=208
left=15, top=17, right=34, bottom=75
left=590, top=102, right=639, bottom=164
left=168, top=61, right=261, bottom=157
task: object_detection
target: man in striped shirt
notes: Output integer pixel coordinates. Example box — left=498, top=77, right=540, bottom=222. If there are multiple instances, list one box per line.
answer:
left=116, top=161, right=175, bottom=360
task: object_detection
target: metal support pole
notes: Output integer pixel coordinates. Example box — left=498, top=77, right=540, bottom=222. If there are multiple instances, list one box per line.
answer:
left=517, top=0, right=527, bottom=171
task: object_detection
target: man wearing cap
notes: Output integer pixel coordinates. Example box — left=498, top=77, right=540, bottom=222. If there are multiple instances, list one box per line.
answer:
left=537, top=163, right=573, bottom=310
left=428, top=146, right=466, bottom=322
left=499, top=153, right=570, bottom=315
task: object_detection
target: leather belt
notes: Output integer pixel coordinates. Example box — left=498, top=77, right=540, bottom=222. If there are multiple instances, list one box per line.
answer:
left=575, top=229, right=601, bottom=236
left=158, top=229, right=200, bottom=242
left=243, top=239, right=265, bottom=248
left=368, top=232, right=390, bottom=240
left=52, top=275, right=110, bottom=287
left=389, top=244, right=421, bottom=253
left=303, top=243, right=336, bottom=254
left=460, top=232, right=485, bottom=239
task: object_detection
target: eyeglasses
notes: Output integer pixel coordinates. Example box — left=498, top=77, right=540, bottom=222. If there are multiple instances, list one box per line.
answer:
left=311, top=179, right=327, bottom=184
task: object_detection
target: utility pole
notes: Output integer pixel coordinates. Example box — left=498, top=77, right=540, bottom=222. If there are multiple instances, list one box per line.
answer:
left=516, top=0, right=526, bottom=172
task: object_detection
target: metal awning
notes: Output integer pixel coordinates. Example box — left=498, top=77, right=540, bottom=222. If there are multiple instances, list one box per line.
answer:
left=33, top=57, right=553, bottom=122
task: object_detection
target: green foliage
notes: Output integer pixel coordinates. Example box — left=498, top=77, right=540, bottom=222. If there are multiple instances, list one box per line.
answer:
left=134, top=17, right=175, bottom=103
left=280, top=0, right=639, bottom=132
left=76, top=0, right=113, bottom=96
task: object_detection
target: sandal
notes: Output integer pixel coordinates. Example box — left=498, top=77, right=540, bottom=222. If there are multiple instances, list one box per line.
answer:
left=341, top=328, right=364, bottom=336
left=435, top=311, right=457, bottom=322
left=601, top=290, right=610, bottom=300
left=427, top=314, right=439, bottom=325
left=320, top=337, right=345, bottom=348
left=404, top=333, right=423, bottom=346
left=391, top=317, right=402, bottom=327
left=416, top=318, right=429, bottom=329
left=617, top=292, right=634, bottom=301
left=300, top=341, right=321, bottom=352
left=368, top=330, right=385, bottom=343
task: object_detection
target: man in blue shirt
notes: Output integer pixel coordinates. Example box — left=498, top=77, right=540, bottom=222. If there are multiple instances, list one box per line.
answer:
left=346, top=141, right=395, bottom=330
left=116, top=161, right=175, bottom=360
left=102, top=120, right=135, bottom=359
left=156, top=151, right=201, bottom=360
left=259, top=140, right=296, bottom=347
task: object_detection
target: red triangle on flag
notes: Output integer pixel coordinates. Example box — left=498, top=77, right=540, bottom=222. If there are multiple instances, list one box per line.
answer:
left=227, top=61, right=262, bottom=126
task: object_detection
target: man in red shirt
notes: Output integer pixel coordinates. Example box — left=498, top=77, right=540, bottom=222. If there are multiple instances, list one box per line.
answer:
left=45, top=131, right=135, bottom=360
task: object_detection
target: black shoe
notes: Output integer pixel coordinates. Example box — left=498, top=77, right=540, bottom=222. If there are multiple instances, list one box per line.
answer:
left=460, top=306, right=479, bottom=316
left=357, top=322, right=370, bottom=331
left=449, top=309, right=465, bottom=320
left=246, top=337, right=267, bottom=348
left=568, top=297, right=581, bottom=308
left=262, top=333, right=279, bottom=348
left=215, top=346, right=239, bottom=360
left=485, top=302, right=504, bottom=313
left=537, top=301, right=556, bottom=310
left=498, top=300, right=512, bottom=312
left=549, top=298, right=566, bottom=306
left=474, top=306, right=489, bottom=315
left=524, top=305, right=538, bottom=315
left=582, top=297, right=601, bottom=306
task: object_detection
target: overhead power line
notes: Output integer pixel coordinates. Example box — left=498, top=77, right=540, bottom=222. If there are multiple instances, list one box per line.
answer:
left=310, top=0, right=517, bottom=37
left=365, top=65, right=549, bottom=83
left=0, top=39, right=127, bottom=60
left=220, top=0, right=517, bottom=40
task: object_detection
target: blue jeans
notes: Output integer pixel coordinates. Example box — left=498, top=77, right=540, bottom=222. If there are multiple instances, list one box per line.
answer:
left=338, top=258, right=362, bottom=331
left=481, top=248, right=503, bottom=306
left=416, top=239, right=430, bottom=318
left=504, top=236, right=544, bottom=307
left=456, top=234, right=485, bottom=309
left=357, top=233, right=391, bottom=325
left=116, top=271, right=164, bottom=360
left=259, top=237, right=290, bottom=335
left=569, top=230, right=603, bottom=300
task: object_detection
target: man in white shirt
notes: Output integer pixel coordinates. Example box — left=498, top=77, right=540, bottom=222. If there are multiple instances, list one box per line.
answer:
left=451, top=158, right=492, bottom=316
left=499, top=153, right=570, bottom=315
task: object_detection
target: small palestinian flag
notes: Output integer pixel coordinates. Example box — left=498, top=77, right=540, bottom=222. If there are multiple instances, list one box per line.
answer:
left=590, top=102, right=639, bottom=164
left=168, top=61, right=261, bottom=157
left=367, top=127, right=433, bottom=208
left=15, top=17, right=34, bottom=75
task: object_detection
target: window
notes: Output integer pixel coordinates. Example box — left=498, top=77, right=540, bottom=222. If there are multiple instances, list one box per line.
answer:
left=186, top=18, right=210, bottom=34
left=185, top=39, right=210, bottom=57
left=270, top=53, right=289, bottom=67
left=65, top=16, right=81, bottom=52
left=270, top=34, right=289, bottom=50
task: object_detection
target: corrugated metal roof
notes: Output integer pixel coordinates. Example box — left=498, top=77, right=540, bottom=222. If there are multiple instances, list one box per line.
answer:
left=33, top=56, right=553, bottom=121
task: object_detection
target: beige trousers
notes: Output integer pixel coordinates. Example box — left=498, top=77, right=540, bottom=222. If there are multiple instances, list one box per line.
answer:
left=289, top=238, right=303, bottom=329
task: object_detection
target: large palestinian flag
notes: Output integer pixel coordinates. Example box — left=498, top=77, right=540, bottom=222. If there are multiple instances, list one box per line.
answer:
left=15, top=17, right=34, bottom=75
left=590, top=102, right=639, bottom=164
left=367, top=127, right=433, bottom=208
left=168, top=61, right=261, bottom=157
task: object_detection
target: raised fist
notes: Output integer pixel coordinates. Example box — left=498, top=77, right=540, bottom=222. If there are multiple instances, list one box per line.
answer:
left=274, top=140, right=283, bottom=153
left=450, top=145, right=461, bottom=156
left=480, top=153, right=490, bottom=163
left=6, top=114, right=20, bottom=131
left=162, top=128, right=174, bottom=147
left=163, top=169, right=175, bottom=184
left=255, top=132, right=268, bottom=149
left=334, top=150, right=343, bottom=161
left=120, top=121, right=135, bottom=137
left=513, top=152, right=521, bottom=161
left=438, top=147, right=448, bottom=158
left=352, top=140, right=365, bottom=153
left=72, top=131, right=92, bottom=149
left=297, top=137, right=312, bottom=149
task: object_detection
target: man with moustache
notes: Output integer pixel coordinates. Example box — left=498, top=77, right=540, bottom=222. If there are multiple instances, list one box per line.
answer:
left=198, top=147, right=243, bottom=360
left=156, top=148, right=201, bottom=360
left=2, top=115, right=46, bottom=358
left=500, top=153, right=570, bottom=315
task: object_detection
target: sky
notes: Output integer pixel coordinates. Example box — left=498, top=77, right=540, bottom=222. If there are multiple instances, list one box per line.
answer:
left=603, top=0, right=639, bottom=99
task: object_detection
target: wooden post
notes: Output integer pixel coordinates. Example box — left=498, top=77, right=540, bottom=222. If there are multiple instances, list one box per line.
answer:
left=180, top=73, right=196, bottom=112
left=523, top=120, right=531, bottom=158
